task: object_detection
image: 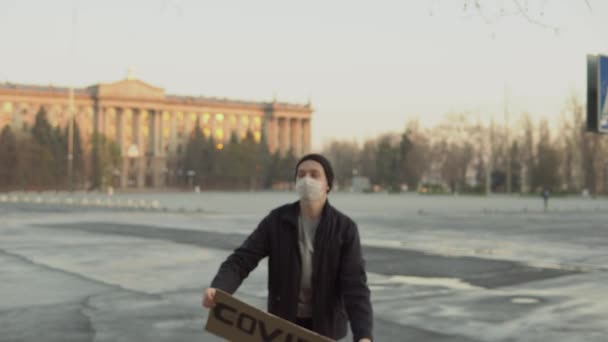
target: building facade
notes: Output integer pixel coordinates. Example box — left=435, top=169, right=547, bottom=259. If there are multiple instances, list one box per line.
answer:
left=0, top=78, right=313, bottom=188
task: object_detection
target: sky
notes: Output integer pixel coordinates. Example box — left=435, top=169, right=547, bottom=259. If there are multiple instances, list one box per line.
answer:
left=1, top=0, right=608, bottom=150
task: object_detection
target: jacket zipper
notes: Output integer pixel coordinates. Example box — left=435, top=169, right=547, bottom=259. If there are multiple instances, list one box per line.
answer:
left=310, top=212, right=326, bottom=330
left=293, top=217, right=302, bottom=321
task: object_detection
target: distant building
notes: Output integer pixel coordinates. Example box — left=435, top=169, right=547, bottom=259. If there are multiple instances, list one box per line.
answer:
left=0, top=78, right=313, bottom=188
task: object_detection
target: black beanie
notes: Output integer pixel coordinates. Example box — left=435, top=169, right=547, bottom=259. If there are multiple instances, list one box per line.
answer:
left=294, top=153, right=334, bottom=192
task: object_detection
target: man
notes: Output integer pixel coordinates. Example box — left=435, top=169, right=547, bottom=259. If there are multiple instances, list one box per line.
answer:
left=203, top=154, right=373, bottom=342
left=542, top=188, right=551, bottom=212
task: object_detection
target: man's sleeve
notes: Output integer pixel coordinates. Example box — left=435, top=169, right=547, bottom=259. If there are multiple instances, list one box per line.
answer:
left=210, top=215, right=271, bottom=294
left=339, top=222, right=373, bottom=341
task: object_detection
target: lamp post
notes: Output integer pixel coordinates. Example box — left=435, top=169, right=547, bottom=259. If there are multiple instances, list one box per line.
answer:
left=67, top=88, right=74, bottom=191
left=67, top=4, right=78, bottom=192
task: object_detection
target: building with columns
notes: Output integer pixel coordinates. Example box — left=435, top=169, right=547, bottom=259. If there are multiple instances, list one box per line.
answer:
left=0, top=78, right=313, bottom=188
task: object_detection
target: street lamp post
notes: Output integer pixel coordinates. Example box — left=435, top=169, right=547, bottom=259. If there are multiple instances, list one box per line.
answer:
left=67, top=88, right=74, bottom=191
left=67, top=5, right=78, bottom=192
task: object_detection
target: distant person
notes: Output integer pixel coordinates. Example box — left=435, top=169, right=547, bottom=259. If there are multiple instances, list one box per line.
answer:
left=202, top=154, right=373, bottom=342
left=542, top=188, right=551, bottom=211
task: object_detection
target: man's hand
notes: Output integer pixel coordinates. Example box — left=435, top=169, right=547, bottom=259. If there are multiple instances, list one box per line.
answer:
left=358, top=339, right=372, bottom=342
left=202, top=288, right=217, bottom=308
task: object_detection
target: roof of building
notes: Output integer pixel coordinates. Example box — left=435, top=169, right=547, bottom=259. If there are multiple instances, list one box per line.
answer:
left=0, top=80, right=312, bottom=111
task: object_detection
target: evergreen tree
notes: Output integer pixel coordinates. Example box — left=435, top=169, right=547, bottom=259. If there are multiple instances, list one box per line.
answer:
left=399, top=131, right=413, bottom=186
left=0, top=125, right=18, bottom=189
left=31, top=107, right=53, bottom=147
left=264, top=151, right=282, bottom=189
left=52, top=125, right=66, bottom=187
left=532, top=119, right=561, bottom=191
left=91, top=133, right=121, bottom=190
left=279, top=149, right=298, bottom=185
left=30, top=107, right=63, bottom=188
left=184, top=120, right=205, bottom=186
left=376, top=136, right=401, bottom=192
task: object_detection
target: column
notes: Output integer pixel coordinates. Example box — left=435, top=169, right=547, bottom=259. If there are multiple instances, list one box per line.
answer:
left=220, top=114, right=227, bottom=144
left=13, top=103, right=24, bottom=133
left=116, top=108, right=128, bottom=188
left=75, top=106, right=88, bottom=148
left=133, top=109, right=145, bottom=188
left=238, top=114, right=246, bottom=141
left=152, top=109, right=164, bottom=187
left=290, top=118, right=301, bottom=157
left=302, top=119, right=311, bottom=155
left=131, top=109, right=146, bottom=156
left=185, top=111, right=193, bottom=139
left=251, top=115, right=260, bottom=142
left=225, top=114, right=233, bottom=142
left=116, top=108, right=125, bottom=154
left=279, top=117, right=290, bottom=155
left=94, top=106, right=104, bottom=136
left=209, top=114, right=216, bottom=145
left=169, top=111, right=177, bottom=155
left=159, top=111, right=167, bottom=154
left=102, top=107, right=110, bottom=138
left=164, top=110, right=176, bottom=186
left=267, top=117, right=279, bottom=153
left=153, top=110, right=162, bottom=155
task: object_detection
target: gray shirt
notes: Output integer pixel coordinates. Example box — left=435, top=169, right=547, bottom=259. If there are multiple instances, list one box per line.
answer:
left=297, top=214, right=319, bottom=318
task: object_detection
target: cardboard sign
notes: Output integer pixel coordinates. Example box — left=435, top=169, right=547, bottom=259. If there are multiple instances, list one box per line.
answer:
left=205, top=289, right=335, bottom=342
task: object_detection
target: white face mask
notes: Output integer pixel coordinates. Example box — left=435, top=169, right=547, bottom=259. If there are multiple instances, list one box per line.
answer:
left=296, top=176, right=326, bottom=202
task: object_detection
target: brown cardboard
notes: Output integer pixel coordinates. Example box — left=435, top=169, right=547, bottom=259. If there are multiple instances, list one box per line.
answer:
left=205, top=289, right=335, bottom=342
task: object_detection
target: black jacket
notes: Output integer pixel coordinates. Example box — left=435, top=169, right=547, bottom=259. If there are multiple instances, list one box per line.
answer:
left=210, top=200, right=373, bottom=341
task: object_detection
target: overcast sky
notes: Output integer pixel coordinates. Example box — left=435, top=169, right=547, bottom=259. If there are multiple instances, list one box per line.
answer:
left=1, top=0, right=608, bottom=149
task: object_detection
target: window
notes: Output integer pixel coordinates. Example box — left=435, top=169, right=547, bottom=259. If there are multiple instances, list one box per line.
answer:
left=203, top=112, right=210, bottom=124
left=3, top=102, right=13, bottom=113
left=216, top=143, right=224, bottom=150
left=254, top=131, right=261, bottom=143
left=163, top=111, right=170, bottom=122
left=215, top=128, right=224, bottom=140
left=215, top=113, right=224, bottom=122
left=203, top=127, right=211, bottom=138
left=241, top=115, right=249, bottom=125
left=254, top=116, right=261, bottom=127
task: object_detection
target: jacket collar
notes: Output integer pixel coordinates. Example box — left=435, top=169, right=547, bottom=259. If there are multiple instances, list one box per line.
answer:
left=280, top=199, right=332, bottom=229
